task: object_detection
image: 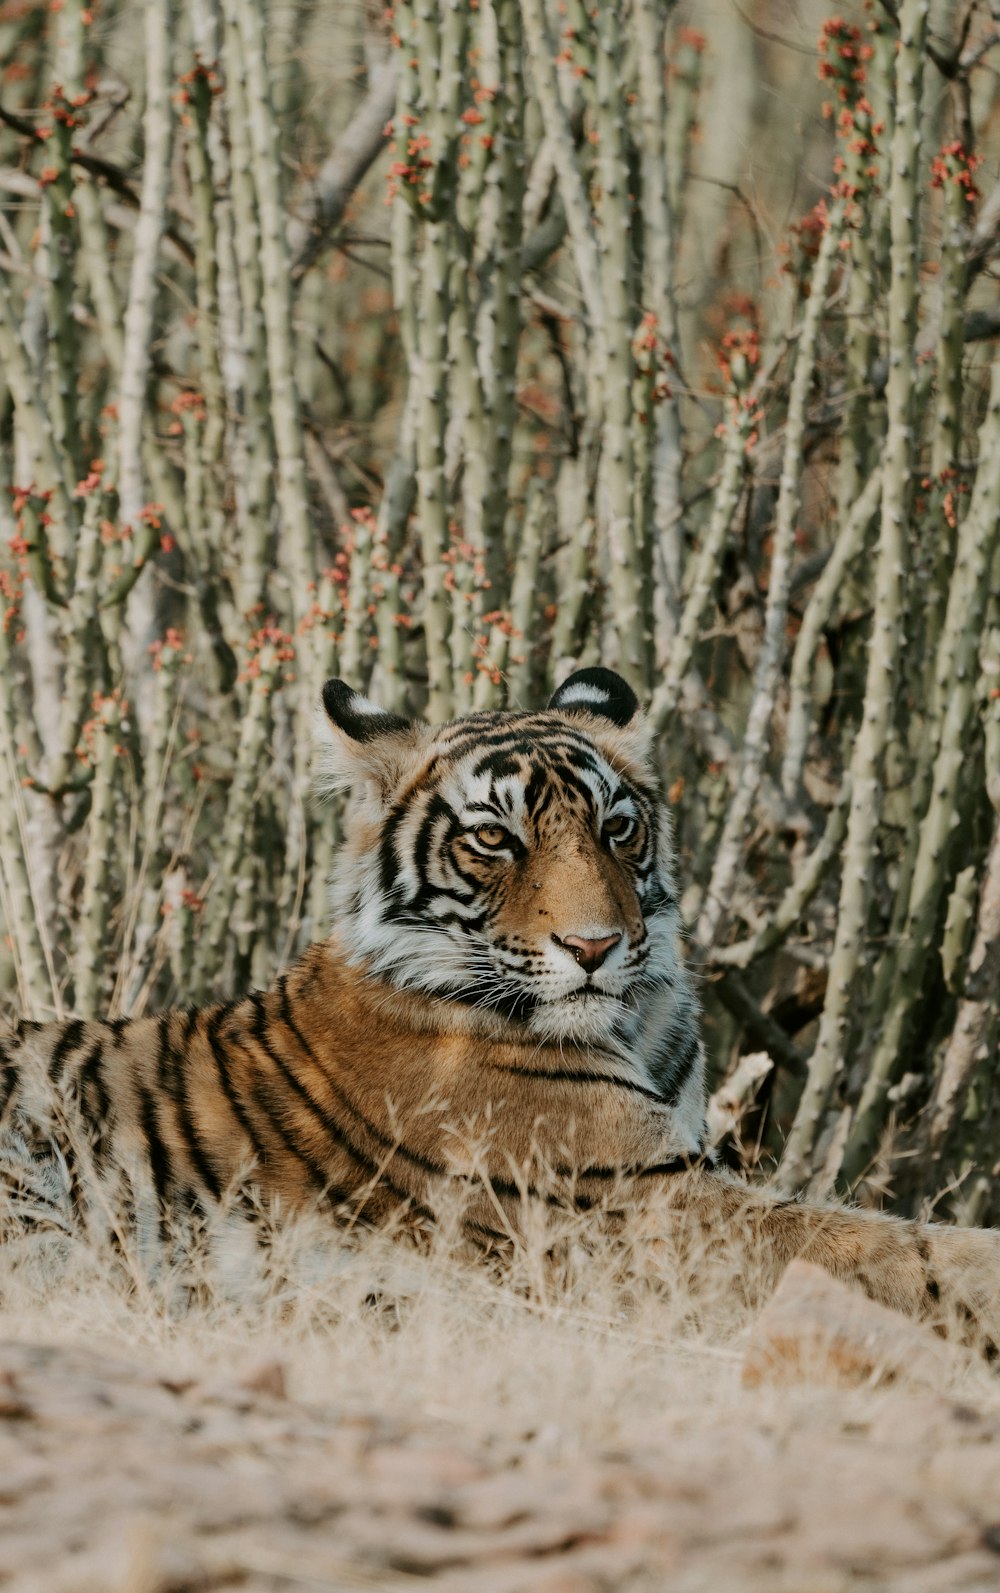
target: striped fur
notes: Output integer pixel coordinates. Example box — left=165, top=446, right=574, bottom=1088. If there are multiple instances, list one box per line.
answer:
left=2, top=670, right=1000, bottom=1342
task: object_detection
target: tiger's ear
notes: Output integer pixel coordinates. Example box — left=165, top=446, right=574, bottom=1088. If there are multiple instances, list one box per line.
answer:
left=547, top=667, right=652, bottom=765
left=315, top=679, right=425, bottom=797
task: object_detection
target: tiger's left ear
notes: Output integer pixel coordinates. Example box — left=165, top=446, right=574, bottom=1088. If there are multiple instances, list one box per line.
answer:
left=547, top=667, right=653, bottom=766
left=315, top=679, right=426, bottom=797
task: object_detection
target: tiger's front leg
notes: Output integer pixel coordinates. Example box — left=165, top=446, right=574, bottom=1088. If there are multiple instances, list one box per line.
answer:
left=652, top=1171, right=1000, bottom=1349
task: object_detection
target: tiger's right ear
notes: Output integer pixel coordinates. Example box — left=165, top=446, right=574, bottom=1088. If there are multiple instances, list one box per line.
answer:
left=315, top=679, right=425, bottom=796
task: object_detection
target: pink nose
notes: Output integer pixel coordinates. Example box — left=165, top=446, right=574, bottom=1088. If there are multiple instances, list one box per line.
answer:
left=554, top=933, right=622, bottom=974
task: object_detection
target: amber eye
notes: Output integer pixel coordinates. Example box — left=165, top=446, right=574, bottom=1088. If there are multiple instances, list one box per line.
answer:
left=471, top=825, right=510, bottom=850
left=603, top=814, right=635, bottom=844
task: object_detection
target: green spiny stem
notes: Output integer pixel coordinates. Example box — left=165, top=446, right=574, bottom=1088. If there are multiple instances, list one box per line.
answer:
left=371, top=565, right=407, bottom=711
left=48, top=489, right=109, bottom=795
left=835, top=123, right=881, bottom=524
left=40, top=104, right=83, bottom=519
left=926, top=637, right=1000, bottom=1154
left=411, top=0, right=468, bottom=720
left=183, top=57, right=227, bottom=482
left=941, top=864, right=977, bottom=995
left=631, top=328, right=657, bottom=655
left=594, top=1, right=645, bottom=692
left=519, top=0, right=603, bottom=339
left=0, top=631, right=56, bottom=1018
left=920, top=153, right=971, bottom=685
left=837, top=355, right=1000, bottom=1189
left=708, top=776, right=851, bottom=972
left=502, top=477, right=549, bottom=706
left=473, top=477, right=547, bottom=709
left=117, top=0, right=172, bottom=541
left=0, top=269, right=76, bottom=599
left=550, top=354, right=604, bottom=671
left=370, top=4, right=419, bottom=717
left=230, top=0, right=314, bottom=627
left=339, top=512, right=375, bottom=689
left=414, top=226, right=453, bottom=719
left=633, top=0, right=685, bottom=597
left=73, top=176, right=123, bottom=361
left=176, top=405, right=239, bottom=691
left=664, top=21, right=703, bottom=246
left=777, top=0, right=929, bottom=1196
left=220, top=0, right=273, bottom=617
left=648, top=398, right=752, bottom=731
left=478, top=0, right=525, bottom=600
left=74, top=690, right=123, bottom=1019
left=193, top=637, right=285, bottom=998
left=927, top=830, right=1000, bottom=1155
left=697, top=204, right=845, bottom=949
left=781, top=465, right=883, bottom=799
left=448, top=257, right=488, bottom=712
left=373, top=390, right=418, bottom=713
left=549, top=516, right=595, bottom=669
left=391, top=7, right=419, bottom=367
left=121, top=630, right=189, bottom=1010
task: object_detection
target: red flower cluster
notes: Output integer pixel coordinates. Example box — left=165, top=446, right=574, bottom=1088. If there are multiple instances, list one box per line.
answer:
left=148, top=628, right=192, bottom=672
left=717, top=325, right=760, bottom=390
left=818, top=15, right=882, bottom=207
left=632, top=312, right=674, bottom=421
left=240, top=622, right=296, bottom=687
left=817, top=17, right=873, bottom=112
left=930, top=140, right=982, bottom=205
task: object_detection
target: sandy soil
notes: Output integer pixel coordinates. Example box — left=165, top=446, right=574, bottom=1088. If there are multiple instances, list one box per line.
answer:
left=2, top=1216, right=1000, bottom=1593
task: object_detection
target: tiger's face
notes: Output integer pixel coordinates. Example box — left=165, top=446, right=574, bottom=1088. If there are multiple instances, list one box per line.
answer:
left=317, top=669, right=686, bottom=1051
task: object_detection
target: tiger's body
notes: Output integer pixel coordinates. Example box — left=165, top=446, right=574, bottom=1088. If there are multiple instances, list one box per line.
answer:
left=2, top=668, right=999, bottom=1338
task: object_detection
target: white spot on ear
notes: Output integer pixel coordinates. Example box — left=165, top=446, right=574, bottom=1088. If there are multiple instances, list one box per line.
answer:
left=557, top=682, right=610, bottom=707
left=350, top=693, right=387, bottom=716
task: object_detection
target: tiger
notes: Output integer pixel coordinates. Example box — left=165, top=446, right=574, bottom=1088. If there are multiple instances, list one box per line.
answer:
left=2, top=666, right=999, bottom=1338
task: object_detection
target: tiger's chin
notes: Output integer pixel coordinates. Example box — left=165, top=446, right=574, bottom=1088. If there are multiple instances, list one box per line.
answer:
left=527, top=989, right=628, bottom=1046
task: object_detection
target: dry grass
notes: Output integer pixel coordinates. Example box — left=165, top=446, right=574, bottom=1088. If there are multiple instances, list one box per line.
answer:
left=3, top=1185, right=1000, bottom=1592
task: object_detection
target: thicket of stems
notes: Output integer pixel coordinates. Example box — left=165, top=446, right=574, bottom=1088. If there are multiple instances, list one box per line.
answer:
left=2, top=0, right=1000, bottom=1215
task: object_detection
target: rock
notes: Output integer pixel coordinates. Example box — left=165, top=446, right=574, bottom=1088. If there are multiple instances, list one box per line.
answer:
left=742, top=1259, right=966, bottom=1391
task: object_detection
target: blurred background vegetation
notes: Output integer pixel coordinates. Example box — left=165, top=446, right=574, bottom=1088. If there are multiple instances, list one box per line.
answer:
left=1, top=0, right=999, bottom=1214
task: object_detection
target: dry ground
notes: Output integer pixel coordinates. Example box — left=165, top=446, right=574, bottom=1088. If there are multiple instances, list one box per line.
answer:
left=2, top=1202, right=1000, bottom=1593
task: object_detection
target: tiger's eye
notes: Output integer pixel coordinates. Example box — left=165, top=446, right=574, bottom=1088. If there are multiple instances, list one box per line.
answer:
left=603, top=814, right=634, bottom=842
left=473, top=825, right=509, bottom=849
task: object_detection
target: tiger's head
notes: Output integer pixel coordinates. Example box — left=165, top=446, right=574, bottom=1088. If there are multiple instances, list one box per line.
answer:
left=317, top=669, right=692, bottom=1063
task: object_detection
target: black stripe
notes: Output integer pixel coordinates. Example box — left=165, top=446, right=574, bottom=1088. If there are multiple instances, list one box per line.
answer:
left=203, top=1005, right=270, bottom=1168
left=245, top=1068, right=365, bottom=1208
left=271, top=986, right=458, bottom=1190
left=75, top=1040, right=111, bottom=1160
left=653, top=1025, right=700, bottom=1104
left=0, top=1060, right=14, bottom=1120
left=157, top=1013, right=223, bottom=1199
left=632, top=1155, right=704, bottom=1178
left=49, top=1018, right=86, bottom=1081
left=247, top=992, right=421, bottom=1210
left=136, top=1081, right=174, bottom=1206
left=523, top=764, right=554, bottom=820
left=916, top=1236, right=940, bottom=1303
left=103, top=1017, right=129, bottom=1046
left=484, top=1060, right=668, bottom=1104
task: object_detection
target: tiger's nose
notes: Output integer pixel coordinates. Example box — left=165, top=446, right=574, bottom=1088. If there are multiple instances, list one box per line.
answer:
left=553, top=933, right=622, bottom=973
